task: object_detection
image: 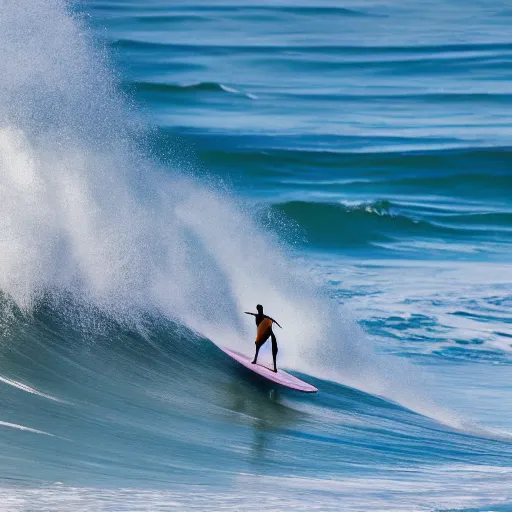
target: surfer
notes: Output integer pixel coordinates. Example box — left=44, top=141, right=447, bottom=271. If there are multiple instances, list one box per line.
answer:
left=245, top=305, right=282, bottom=372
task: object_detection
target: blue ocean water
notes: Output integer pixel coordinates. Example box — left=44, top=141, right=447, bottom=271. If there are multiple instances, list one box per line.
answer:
left=0, top=0, right=511, bottom=510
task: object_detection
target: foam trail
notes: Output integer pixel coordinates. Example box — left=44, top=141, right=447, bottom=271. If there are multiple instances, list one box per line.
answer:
left=0, top=0, right=461, bottom=426
left=0, top=376, right=63, bottom=402
left=0, top=421, right=54, bottom=436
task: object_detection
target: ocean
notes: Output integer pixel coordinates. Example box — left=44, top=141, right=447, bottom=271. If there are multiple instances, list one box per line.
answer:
left=0, top=0, right=511, bottom=510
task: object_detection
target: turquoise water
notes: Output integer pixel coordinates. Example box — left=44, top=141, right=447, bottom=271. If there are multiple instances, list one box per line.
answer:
left=0, top=0, right=511, bottom=510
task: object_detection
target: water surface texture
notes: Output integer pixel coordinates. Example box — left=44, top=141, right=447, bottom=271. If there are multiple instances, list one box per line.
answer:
left=0, top=1, right=511, bottom=510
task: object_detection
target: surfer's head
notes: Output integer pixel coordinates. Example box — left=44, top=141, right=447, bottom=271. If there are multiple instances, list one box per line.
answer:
left=256, top=304, right=263, bottom=313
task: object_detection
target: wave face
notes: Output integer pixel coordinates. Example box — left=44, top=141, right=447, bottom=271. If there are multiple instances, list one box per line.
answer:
left=2, top=306, right=512, bottom=511
left=1, top=0, right=512, bottom=511
left=0, top=0, right=341, bottom=378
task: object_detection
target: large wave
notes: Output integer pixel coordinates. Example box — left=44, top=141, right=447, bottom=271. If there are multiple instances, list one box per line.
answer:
left=0, top=0, right=463, bottom=426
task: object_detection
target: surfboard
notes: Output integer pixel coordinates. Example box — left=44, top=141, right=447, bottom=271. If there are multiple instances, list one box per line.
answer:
left=219, top=346, right=318, bottom=393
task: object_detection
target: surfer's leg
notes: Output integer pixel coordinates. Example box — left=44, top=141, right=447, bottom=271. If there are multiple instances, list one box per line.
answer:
left=271, top=332, right=278, bottom=372
left=252, top=331, right=270, bottom=364
left=252, top=342, right=261, bottom=364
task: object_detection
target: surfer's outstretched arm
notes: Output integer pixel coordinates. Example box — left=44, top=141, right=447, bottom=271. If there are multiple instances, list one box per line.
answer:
left=244, top=311, right=256, bottom=316
left=267, top=316, right=282, bottom=329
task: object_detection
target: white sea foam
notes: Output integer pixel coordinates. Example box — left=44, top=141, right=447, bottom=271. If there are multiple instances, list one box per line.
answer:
left=0, top=465, right=511, bottom=511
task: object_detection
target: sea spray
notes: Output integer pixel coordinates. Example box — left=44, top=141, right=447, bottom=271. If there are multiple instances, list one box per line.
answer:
left=0, top=0, right=463, bottom=427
